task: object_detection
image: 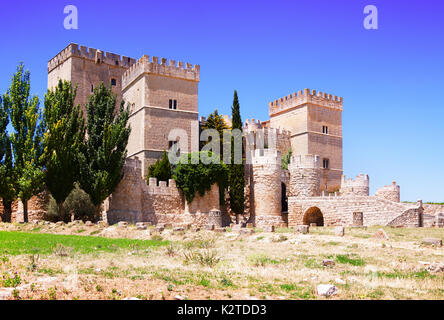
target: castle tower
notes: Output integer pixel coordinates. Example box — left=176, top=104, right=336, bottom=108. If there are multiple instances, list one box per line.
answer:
left=288, top=154, right=321, bottom=197
left=47, top=43, right=136, bottom=111
left=375, top=181, right=400, bottom=202
left=340, top=174, right=370, bottom=196
left=250, top=149, right=286, bottom=227
left=269, top=89, right=343, bottom=193
left=121, top=55, right=200, bottom=176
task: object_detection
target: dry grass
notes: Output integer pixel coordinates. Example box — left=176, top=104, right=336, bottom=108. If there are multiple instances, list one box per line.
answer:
left=0, top=222, right=443, bottom=300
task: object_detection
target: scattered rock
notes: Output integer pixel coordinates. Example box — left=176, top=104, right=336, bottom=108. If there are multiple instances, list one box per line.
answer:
left=322, top=259, right=335, bottom=267
left=239, top=229, right=255, bottom=236
left=97, top=221, right=108, bottom=228
left=317, top=284, right=338, bottom=297
left=334, top=226, right=345, bottom=236
left=55, top=221, right=64, bottom=226
left=155, top=226, right=165, bottom=233
left=191, top=227, right=201, bottom=232
left=373, top=229, right=389, bottom=240
left=118, top=221, right=128, bottom=228
left=335, top=278, right=346, bottom=285
left=205, top=224, right=215, bottom=231
left=295, top=225, right=309, bottom=234
left=173, top=227, right=185, bottom=232
left=422, top=238, right=442, bottom=247
left=214, top=227, right=226, bottom=233
left=174, top=295, right=185, bottom=300
left=32, top=220, right=40, bottom=225
left=136, top=222, right=147, bottom=230
left=426, top=262, right=444, bottom=273
left=263, top=225, right=275, bottom=233
left=85, top=221, right=94, bottom=227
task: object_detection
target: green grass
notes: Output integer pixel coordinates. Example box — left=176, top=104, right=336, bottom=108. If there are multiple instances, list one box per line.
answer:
left=0, top=231, right=169, bottom=256
left=335, top=254, right=366, bottom=266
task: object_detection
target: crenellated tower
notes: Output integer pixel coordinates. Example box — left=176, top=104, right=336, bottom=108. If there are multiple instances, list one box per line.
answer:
left=288, top=154, right=321, bottom=198
left=269, top=89, right=343, bottom=193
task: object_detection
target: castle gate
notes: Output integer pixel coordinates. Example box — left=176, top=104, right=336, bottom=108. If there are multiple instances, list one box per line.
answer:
left=303, top=207, right=324, bottom=226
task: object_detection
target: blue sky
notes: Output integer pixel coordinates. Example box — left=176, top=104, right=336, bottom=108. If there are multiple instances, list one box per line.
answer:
left=0, top=0, right=443, bottom=202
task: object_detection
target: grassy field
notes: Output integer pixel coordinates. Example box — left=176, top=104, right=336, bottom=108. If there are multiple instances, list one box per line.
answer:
left=0, top=222, right=443, bottom=300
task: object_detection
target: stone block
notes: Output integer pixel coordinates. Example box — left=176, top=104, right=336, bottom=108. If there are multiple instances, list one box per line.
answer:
left=317, top=284, right=337, bottom=297
left=322, top=259, right=335, bottom=267
left=422, top=238, right=442, bottom=247
left=334, top=226, right=345, bottom=236
left=155, top=226, right=165, bottom=233
left=205, top=224, right=215, bottom=231
left=214, top=227, right=226, bottom=233
left=263, top=225, right=275, bottom=233
left=118, top=221, right=128, bottom=228
left=85, top=221, right=94, bottom=227
left=295, top=225, right=309, bottom=234
left=239, top=229, right=255, bottom=236
left=136, top=222, right=147, bottom=230
left=98, top=221, right=108, bottom=228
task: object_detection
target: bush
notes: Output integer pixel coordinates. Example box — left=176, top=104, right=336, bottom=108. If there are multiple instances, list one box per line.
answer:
left=45, top=184, right=98, bottom=223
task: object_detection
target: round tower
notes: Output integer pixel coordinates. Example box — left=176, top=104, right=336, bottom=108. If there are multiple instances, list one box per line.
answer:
left=251, top=149, right=286, bottom=227
left=340, top=174, right=370, bottom=196
left=375, top=181, right=400, bottom=202
left=288, top=155, right=321, bottom=197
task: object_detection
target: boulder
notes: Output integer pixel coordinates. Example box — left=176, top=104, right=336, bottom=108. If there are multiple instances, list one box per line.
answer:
left=317, top=284, right=338, bottom=297
left=85, top=221, right=94, bottom=227
left=322, top=259, right=335, bottom=267
left=295, top=225, right=309, bottom=234
left=263, top=225, right=275, bottom=233
left=136, top=222, right=147, bottom=230
left=118, top=221, right=128, bottom=228
left=373, top=229, right=389, bottom=240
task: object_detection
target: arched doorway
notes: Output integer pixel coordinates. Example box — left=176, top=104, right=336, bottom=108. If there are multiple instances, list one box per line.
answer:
left=281, top=183, right=288, bottom=213
left=303, top=207, right=324, bottom=226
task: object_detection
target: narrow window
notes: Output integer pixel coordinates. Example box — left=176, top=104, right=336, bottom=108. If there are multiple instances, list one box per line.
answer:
left=91, top=84, right=94, bottom=92
left=111, top=78, right=117, bottom=86
left=173, top=100, right=177, bottom=110
left=322, top=126, right=328, bottom=134
left=169, top=99, right=173, bottom=109
left=115, top=61, right=119, bottom=66
left=323, top=159, right=329, bottom=169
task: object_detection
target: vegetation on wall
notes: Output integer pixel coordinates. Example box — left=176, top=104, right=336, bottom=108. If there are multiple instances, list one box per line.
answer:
left=147, top=151, right=172, bottom=183
left=201, top=109, right=230, bottom=152
left=282, top=149, right=292, bottom=170
left=173, top=151, right=228, bottom=204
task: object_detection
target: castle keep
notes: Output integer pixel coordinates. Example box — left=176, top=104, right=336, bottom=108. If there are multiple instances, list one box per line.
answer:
left=1, top=43, right=429, bottom=228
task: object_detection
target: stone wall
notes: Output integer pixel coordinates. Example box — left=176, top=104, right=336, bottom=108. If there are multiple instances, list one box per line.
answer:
left=288, top=195, right=423, bottom=227
left=103, top=158, right=223, bottom=227
left=0, top=191, right=50, bottom=223
left=375, top=182, right=400, bottom=202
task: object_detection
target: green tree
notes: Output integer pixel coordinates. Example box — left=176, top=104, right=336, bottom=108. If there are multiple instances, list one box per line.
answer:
left=147, top=151, right=172, bottom=183
left=0, top=96, right=16, bottom=222
left=229, top=90, right=245, bottom=216
left=173, top=151, right=228, bottom=204
left=3, top=64, right=45, bottom=222
left=78, top=83, right=131, bottom=207
left=42, top=80, right=86, bottom=220
left=201, top=109, right=230, bottom=152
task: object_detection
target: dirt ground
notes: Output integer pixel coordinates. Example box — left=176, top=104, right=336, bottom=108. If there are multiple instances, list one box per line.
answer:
left=0, top=221, right=443, bottom=300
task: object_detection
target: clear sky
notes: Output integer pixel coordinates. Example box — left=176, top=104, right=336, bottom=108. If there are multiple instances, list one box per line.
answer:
left=0, top=0, right=443, bottom=202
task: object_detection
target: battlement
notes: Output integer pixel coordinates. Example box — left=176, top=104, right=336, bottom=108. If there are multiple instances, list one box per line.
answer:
left=289, top=154, right=321, bottom=169
left=251, top=148, right=281, bottom=166
left=341, top=174, right=370, bottom=188
left=375, top=181, right=400, bottom=202
left=145, top=177, right=180, bottom=196
left=48, top=43, right=136, bottom=73
left=269, top=89, right=343, bottom=116
left=122, top=55, right=200, bottom=89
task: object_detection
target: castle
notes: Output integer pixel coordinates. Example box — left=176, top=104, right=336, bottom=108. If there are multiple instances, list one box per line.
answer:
left=1, top=43, right=429, bottom=228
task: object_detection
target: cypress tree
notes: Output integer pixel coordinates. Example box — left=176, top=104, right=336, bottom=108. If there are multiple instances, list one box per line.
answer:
left=229, top=90, right=245, bottom=216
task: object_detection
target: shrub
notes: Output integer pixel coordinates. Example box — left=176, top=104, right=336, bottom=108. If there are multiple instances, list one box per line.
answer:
left=45, top=183, right=98, bottom=223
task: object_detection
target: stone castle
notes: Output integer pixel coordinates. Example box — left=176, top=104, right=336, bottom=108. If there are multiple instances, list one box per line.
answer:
left=1, top=43, right=437, bottom=228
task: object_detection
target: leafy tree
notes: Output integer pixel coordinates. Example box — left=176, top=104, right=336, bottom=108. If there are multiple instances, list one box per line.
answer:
left=78, top=83, right=131, bottom=207
left=229, top=90, right=245, bottom=216
left=201, top=109, right=230, bottom=152
left=2, top=64, right=45, bottom=222
left=282, top=149, right=293, bottom=170
left=0, top=96, right=15, bottom=222
left=147, top=151, right=172, bottom=183
left=173, top=151, right=228, bottom=204
left=43, top=80, right=86, bottom=218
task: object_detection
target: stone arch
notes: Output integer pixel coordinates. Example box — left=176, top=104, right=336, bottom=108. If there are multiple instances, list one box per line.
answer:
left=281, top=183, right=288, bottom=213
left=303, top=207, right=324, bottom=226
